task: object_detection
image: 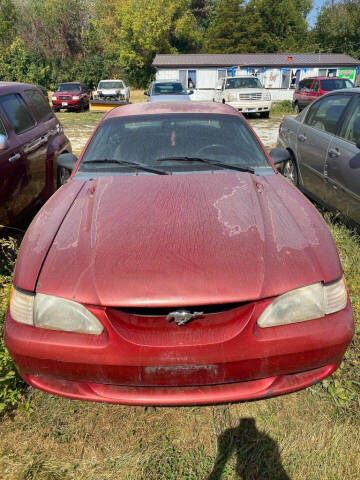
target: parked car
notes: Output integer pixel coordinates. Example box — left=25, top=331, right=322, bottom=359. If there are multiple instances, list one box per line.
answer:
left=145, top=80, right=193, bottom=102
left=278, top=88, right=360, bottom=226
left=0, top=82, right=71, bottom=229
left=92, top=79, right=130, bottom=103
left=213, top=76, right=272, bottom=118
left=52, top=82, right=90, bottom=112
left=293, top=77, right=354, bottom=112
left=5, top=102, right=353, bottom=406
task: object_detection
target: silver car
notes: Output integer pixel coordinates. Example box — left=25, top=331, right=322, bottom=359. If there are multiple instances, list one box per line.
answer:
left=145, top=80, right=193, bottom=102
left=277, top=88, right=360, bottom=225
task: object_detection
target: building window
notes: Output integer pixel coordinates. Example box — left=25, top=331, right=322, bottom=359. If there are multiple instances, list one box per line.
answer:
left=217, top=69, right=227, bottom=80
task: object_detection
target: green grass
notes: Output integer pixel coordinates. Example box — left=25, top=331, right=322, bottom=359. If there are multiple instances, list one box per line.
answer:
left=271, top=100, right=293, bottom=115
left=0, top=112, right=359, bottom=479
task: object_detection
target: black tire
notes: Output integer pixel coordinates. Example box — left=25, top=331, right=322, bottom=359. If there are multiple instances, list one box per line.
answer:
left=293, top=102, right=301, bottom=114
left=57, top=165, right=71, bottom=188
left=282, top=156, right=299, bottom=187
left=260, top=111, right=270, bottom=119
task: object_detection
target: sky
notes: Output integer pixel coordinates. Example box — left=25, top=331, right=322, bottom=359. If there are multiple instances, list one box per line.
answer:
left=308, top=0, right=327, bottom=27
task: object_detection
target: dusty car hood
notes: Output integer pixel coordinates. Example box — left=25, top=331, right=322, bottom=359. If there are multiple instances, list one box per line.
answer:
left=37, top=173, right=342, bottom=307
left=149, top=94, right=191, bottom=102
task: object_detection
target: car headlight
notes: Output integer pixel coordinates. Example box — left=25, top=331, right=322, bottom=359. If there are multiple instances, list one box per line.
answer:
left=10, top=288, right=104, bottom=335
left=72, top=95, right=80, bottom=100
left=257, top=277, right=347, bottom=328
left=264, top=93, right=271, bottom=101
left=227, top=94, right=236, bottom=102
left=52, top=96, right=57, bottom=101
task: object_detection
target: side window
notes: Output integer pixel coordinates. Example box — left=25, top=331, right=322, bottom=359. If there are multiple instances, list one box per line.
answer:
left=303, top=79, right=312, bottom=91
left=339, top=96, right=360, bottom=144
left=0, top=94, right=36, bottom=134
left=0, top=117, right=7, bottom=137
left=312, top=81, right=319, bottom=92
left=24, top=89, right=54, bottom=123
left=305, top=95, right=352, bottom=135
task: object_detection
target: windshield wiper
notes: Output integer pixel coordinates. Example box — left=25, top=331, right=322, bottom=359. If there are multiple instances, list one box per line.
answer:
left=156, top=157, right=255, bottom=174
left=82, top=159, right=169, bottom=175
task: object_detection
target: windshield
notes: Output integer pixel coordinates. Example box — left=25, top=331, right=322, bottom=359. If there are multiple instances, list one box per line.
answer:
left=79, top=114, right=270, bottom=175
left=99, top=81, right=124, bottom=89
left=225, top=78, right=263, bottom=89
left=57, top=84, right=81, bottom=92
left=153, top=83, right=187, bottom=95
left=321, top=79, right=354, bottom=91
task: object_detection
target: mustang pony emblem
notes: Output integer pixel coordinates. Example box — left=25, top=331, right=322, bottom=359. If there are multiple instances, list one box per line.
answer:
left=166, top=310, right=204, bottom=326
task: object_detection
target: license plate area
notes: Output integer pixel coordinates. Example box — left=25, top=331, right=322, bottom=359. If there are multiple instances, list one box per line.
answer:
left=62, top=102, right=68, bottom=106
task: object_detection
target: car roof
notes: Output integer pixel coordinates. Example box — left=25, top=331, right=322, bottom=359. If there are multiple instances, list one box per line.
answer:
left=98, top=79, right=124, bottom=82
left=151, top=80, right=183, bottom=84
left=301, top=77, right=345, bottom=81
left=58, top=82, right=82, bottom=85
left=0, top=81, right=42, bottom=93
left=105, top=101, right=242, bottom=119
left=323, top=87, right=360, bottom=94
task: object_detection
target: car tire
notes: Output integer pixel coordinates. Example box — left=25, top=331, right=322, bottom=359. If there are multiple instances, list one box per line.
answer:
left=282, top=156, right=299, bottom=186
left=57, top=165, right=71, bottom=188
left=293, top=102, right=301, bottom=114
left=79, top=101, right=85, bottom=112
left=260, top=111, right=270, bottom=119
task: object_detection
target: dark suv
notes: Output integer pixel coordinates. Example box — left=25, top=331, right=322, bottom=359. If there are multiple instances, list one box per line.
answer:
left=0, top=82, right=71, bottom=229
left=52, top=82, right=90, bottom=112
left=293, top=77, right=354, bottom=112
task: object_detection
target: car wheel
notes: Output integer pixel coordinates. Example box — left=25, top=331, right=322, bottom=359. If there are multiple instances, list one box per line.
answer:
left=293, top=102, right=301, bottom=114
left=260, top=111, right=270, bottom=119
left=282, top=157, right=298, bottom=186
left=57, top=165, right=71, bottom=188
left=79, top=101, right=85, bottom=112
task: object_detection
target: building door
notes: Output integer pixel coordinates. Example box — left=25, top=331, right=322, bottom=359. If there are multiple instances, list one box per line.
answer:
left=179, top=70, right=187, bottom=87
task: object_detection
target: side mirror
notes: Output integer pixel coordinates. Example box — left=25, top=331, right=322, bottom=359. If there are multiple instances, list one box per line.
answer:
left=216, top=86, right=222, bottom=91
left=57, top=153, right=78, bottom=185
left=356, top=139, right=360, bottom=149
left=188, top=89, right=194, bottom=95
left=144, top=91, right=149, bottom=96
left=0, top=134, right=9, bottom=151
left=269, top=148, right=291, bottom=165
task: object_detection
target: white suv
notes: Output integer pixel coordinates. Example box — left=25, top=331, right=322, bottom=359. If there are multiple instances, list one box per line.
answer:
left=214, top=76, right=272, bottom=118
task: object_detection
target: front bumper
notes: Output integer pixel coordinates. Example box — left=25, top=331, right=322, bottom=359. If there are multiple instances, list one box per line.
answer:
left=52, top=99, right=81, bottom=109
left=5, top=299, right=354, bottom=405
left=226, top=100, right=272, bottom=113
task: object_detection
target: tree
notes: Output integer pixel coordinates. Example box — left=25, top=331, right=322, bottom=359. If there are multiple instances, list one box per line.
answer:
left=96, top=0, right=203, bottom=87
left=205, top=0, right=313, bottom=53
left=0, top=0, right=17, bottom=48
left=204, top=0, right=248, bottom=53
left=314, top=0, right=360, bottom=58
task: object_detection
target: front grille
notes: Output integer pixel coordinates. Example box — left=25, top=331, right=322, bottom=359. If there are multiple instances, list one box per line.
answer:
left=238, top=93, right=262, bottom=101
left=118, top=302, right=246, bottom=317
left=59, top=95, right=71, bottom=100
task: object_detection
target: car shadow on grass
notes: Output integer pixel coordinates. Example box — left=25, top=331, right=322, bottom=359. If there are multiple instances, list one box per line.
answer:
left=206, top=417, right=290, bottom=480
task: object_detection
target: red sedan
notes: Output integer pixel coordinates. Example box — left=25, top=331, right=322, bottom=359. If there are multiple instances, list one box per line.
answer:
left=5, top=102, right=354, bottom=406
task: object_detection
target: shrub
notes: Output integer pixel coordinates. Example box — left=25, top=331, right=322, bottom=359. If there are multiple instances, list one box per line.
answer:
left=0, top=237, right=24, bottom=415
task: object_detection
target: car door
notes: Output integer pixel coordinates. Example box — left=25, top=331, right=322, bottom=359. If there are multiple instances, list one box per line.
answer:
left=0, top=91, right=52, bottom=221
left=326, top=94, right=360, bottom=223
left=302, top=79, right=314, bottom=107
left=0, top=93, right=39, bottom=225
left=296, top=93, right=352, bottom=201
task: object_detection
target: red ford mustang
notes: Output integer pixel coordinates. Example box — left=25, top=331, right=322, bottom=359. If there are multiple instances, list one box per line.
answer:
left=5, top=102, right=354, bottom=405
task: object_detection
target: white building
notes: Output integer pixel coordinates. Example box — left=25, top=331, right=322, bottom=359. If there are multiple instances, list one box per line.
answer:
left=152, top=53, right=360, bottom=101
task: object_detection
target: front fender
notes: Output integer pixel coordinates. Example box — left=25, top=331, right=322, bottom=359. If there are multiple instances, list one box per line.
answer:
left=13, top=180, right=85, bottom=292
